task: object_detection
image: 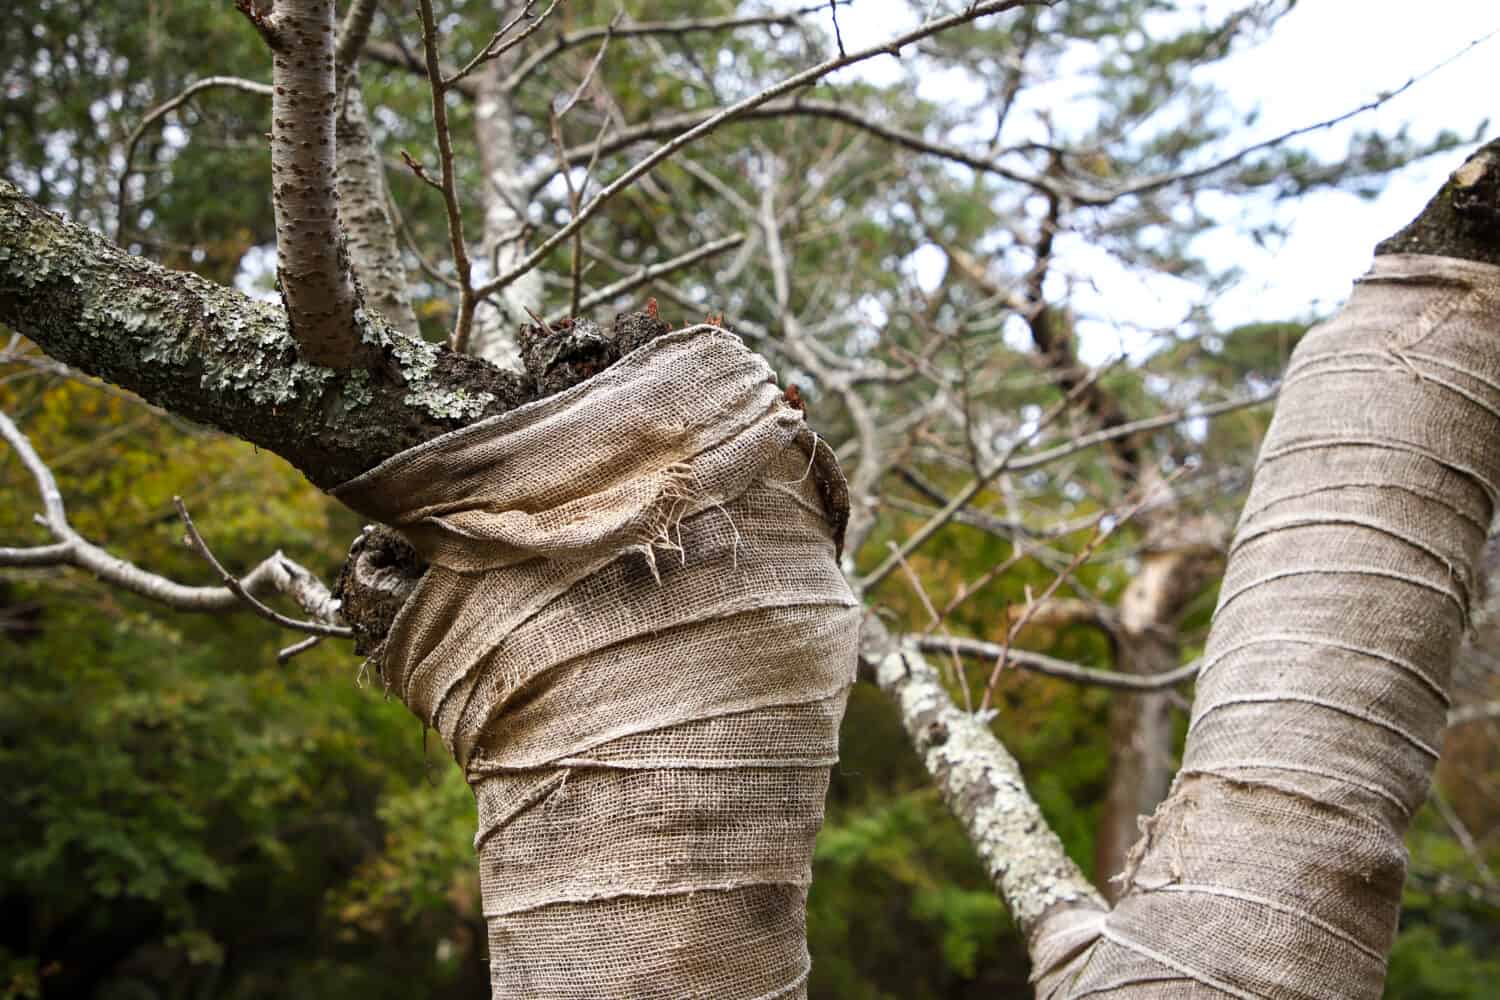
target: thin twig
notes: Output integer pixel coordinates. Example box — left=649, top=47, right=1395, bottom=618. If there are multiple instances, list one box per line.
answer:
left=1083, top=25, right=1500, bottom=207
left=542, top=233, right=745, bottom=324
left=502, top=5, right=844, bottom=92
left=551, top=21, right=618, bottom=316
left=413, top=0, right=478, bottom=352
left=859, top=360, right=1113, bottom=593
left=446, top=0, right=562, bottom=91
left=173, top=497, right=351, bottom=638
left=478, top=0, right=1053, bottom=302
left=979, top=474, right=1176, bottom=712
left=920, top=635, right=1203, bottom=692
left=1008, top=392, right=1275, bottom=473
left=116, top=77, right=273, bottom=238
left=889, top=540, right=973, bottom=712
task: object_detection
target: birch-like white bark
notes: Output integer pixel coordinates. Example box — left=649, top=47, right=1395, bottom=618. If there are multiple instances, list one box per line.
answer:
left=468, top=58, right=541, bottom=368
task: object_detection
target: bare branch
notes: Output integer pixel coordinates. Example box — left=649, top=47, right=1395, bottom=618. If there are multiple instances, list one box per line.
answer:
left=981, top=474, right=1174, bottom=711
left=1008, top=391, right=1275, bottom=474
left=542, top=233, right=746, bottom=325
left=528, top=97, right=1057, bottom=198
left=412, top=0, right=479, bottom=353
left=859, top=361, right=1110, bottom=594
left=337, top=76, right=421, bottom=337
left=0, top=410, right=346, bottom=631
left=478, top=0, right=1056, bottom=302
left=446, top=0, right=562, bottom=92
left=551, top=20, right=619, bottom=317
left=920, top=634, right=1201, bottom=692
left=116, top=76, right=273, bottom=239
left=1080, top=27, right=1500, bottom=207
left=173, top=497, right=350, bottom=637
left=502, top=6, right=836, bottom=92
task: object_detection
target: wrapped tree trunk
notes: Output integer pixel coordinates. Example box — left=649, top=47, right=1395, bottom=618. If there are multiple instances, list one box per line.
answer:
left=333, top=328, right=858, bottom=998
left=876, top=145, right=1500, bottom=999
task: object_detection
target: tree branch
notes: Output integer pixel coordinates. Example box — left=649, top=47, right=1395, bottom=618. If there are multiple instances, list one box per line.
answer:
left=501, top=6, right=832, bottom=92
left=541, top=232, right=745, bottom=325
left=0, top=182, right=530, bottom=488
left=866, top=626, right=1106, bottom=940
left=0, top=410, right=345, bottom=629
left=115, top=76, right=274, bottom=240
left=920, top=634, right=1201, bottom=692
left=479, top=0, right=1056, bottom=302
left=257, top=0, right=363, bottom=367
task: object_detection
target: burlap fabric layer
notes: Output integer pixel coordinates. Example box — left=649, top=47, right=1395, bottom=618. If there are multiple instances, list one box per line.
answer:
left=1036, top=254, right=1500, bottom=998
left=334, top=328, right=860, bottom=999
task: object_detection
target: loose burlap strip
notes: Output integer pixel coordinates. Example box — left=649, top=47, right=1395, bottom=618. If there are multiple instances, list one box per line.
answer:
left=333, top=327, right=859, bottom=999
left=1037, top=254, right=1500, bottom=998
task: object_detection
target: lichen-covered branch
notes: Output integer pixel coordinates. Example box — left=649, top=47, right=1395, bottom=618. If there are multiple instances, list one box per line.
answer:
left=0, top=181, right=529, bottom=488
left=865, top=625, right=1106, bottom=964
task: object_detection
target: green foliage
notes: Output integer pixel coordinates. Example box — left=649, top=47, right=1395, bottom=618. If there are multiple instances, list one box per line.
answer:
left=0, top=374, right=486, bottom=997
left=1385, top=926, right=1500, bottom=999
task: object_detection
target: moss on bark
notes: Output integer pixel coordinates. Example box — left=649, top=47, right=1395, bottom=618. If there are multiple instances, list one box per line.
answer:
left=1377, top=138, right=1500, bottom=266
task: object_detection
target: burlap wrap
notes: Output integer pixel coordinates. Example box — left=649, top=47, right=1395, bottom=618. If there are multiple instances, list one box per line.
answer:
left=333, top=328, right=859, bottom=999
left=1038, top=254, right=1500, bottom=998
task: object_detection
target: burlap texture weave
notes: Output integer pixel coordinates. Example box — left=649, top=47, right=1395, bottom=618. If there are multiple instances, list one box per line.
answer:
left=333, top=327, right=859, bottom=998
left=1039, top=254, right=1500, bottom=998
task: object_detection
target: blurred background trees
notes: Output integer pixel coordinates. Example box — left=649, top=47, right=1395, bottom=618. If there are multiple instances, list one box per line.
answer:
left=3, top=1, right=1497, bottom=996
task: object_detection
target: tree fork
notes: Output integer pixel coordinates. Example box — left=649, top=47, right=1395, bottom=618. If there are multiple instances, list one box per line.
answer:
left=0, top=181, right=529, bottom=489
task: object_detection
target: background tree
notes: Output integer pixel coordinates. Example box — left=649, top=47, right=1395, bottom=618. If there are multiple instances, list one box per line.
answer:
left=3, top=0, right=1499, bottom=997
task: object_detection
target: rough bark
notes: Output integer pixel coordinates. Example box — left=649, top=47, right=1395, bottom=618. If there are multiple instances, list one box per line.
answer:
left=0, top=181, right=529, bottom=488
left=335, top=75, right=421, bottom=338
left=262, top=0, right=363, bottom=367
left=865, top=623, right=1109, bottom=980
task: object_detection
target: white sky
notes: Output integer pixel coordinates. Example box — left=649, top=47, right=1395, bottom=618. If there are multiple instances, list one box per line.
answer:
left=830, top=0, right=1500, bottom=363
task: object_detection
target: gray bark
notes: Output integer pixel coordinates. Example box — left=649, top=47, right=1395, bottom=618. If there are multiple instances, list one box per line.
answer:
left=336, top=75, right=421, bottom=338
left=0, top=181, right=528, bottom=488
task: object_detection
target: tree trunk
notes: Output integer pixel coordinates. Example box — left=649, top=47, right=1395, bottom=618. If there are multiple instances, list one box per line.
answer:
left=469, top=57, right=542, bottom=368
left=876, top=142, right=1500, bottom=999
left=1096, top=519, right=1224, bottom=890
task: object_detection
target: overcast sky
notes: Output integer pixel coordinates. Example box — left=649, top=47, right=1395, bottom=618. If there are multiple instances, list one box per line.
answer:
left=833, top=0, right=1500, bottom=362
